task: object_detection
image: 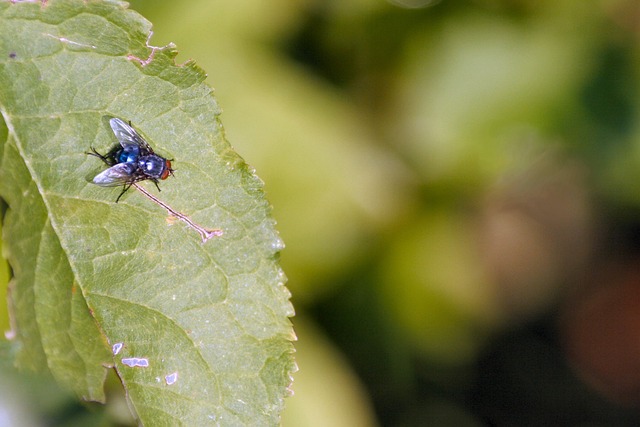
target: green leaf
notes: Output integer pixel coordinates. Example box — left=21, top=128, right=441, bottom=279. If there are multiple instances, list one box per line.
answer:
left=0, top=0, right=295, bottom=425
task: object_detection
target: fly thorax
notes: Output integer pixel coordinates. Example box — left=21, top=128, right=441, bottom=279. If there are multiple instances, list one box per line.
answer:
left=139, top=155, right=166, bottom=179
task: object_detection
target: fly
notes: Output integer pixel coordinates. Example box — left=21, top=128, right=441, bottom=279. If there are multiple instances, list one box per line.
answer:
left=88, top=118, right=174, bottom=202
left=87, top=117, right=223, bottom=243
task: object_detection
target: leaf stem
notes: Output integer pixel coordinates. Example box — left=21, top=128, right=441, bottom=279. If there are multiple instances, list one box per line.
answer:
left=132, top=183, right=223, bottom=243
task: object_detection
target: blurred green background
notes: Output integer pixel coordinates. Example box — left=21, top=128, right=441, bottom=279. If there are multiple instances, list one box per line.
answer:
left=7, top=0, right=640, bottom=425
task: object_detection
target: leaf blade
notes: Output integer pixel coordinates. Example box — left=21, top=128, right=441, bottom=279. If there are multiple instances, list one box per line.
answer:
left=0, top=119, right=112, bottom=401
left=0, top=0, right=295, bottom=424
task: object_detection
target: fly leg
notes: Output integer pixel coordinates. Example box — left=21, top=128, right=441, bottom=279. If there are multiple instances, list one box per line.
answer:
left=115, top=181, right=135, bottom=203
left=87, top=146, right=118, bottom=166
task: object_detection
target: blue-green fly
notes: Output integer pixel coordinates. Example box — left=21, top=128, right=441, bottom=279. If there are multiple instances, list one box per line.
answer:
left=88, top=118, right=174, bottom=202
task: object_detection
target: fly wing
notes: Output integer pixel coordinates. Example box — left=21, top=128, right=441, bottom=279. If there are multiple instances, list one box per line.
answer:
left=109, top=118, right=153, bottom=153
left=92, top=162, right=137, bottom=187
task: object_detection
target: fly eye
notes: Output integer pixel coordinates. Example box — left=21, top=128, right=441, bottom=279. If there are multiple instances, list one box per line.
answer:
left=160, top=160, right=173, bottom=180
left=161, top=166, right=171, bottom=180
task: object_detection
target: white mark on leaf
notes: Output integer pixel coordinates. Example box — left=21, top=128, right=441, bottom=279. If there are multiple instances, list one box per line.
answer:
left=127, top=31, right=165, bottom=67
left=121, top=357, right=149, bottom=368
left=44, top=33, right=96, bottom=50
left=165, top=372, right=178, bottom=385
left=10, top=0, right=47, bottom=5
left=132, top=183, right=223, bottom=242
left=112, top=342, right=123, bottom=355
